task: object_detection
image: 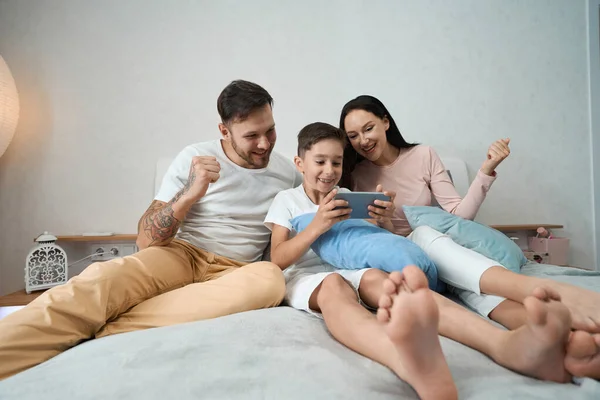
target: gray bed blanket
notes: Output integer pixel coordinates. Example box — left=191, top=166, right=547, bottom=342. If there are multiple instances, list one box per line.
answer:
left=1, top=263, right=599, bottom=399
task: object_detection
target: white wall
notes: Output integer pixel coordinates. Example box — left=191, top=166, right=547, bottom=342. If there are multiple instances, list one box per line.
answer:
left=0, top=0, right=596, bottom=294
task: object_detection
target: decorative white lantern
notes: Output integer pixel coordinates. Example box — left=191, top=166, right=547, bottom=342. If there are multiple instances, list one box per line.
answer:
left=0, top=55, right=20, bottom=159
left=25, top=232, right=68, bottom=293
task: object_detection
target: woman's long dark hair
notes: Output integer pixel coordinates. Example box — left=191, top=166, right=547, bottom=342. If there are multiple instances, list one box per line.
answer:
left=339, top=95, right=417, bottom=189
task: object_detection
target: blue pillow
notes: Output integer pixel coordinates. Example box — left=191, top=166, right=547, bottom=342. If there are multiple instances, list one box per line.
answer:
left=402, top=206, right=527, bottom=273
left=289, top=213, right=442, bottom=291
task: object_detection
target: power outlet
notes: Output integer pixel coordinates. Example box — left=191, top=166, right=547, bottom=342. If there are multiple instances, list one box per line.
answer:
left=90, top=243, right=137, bottom=261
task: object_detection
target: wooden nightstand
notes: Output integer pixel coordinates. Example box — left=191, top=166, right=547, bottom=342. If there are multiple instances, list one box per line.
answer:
left=52, top=234, right=137, bottom=242
left=0, top=289, right=47, bottom=320
left=488, top=224, right=563, bottom=233
left=488, top=224, right=570, bottom=266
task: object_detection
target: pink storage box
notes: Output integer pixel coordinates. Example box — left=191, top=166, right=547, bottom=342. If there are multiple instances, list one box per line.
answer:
left=528, top=237, right=570, bottom=266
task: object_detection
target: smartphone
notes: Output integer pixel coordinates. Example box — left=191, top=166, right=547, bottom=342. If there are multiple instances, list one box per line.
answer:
left=333, top=192, right=391, bottom=219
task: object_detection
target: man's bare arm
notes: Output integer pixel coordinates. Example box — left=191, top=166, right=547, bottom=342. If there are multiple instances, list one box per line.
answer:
left=136, top=189, right=195, bottom=249
left=136, top=155, right=221, bottom=250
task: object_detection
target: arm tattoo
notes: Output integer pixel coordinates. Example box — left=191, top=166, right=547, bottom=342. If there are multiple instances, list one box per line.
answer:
left=139, top=168, right=198, bottom=246
left=185, top=169, right=196, bottom=194
left=139, top=200, right=181, bottom=246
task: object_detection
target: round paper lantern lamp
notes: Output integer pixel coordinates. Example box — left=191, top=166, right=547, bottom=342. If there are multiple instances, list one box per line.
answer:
left=0, top=55, right=20, bottom=158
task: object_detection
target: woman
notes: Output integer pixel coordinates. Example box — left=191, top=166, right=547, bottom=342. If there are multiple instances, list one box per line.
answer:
left=338, top=95, right=600, bottom=378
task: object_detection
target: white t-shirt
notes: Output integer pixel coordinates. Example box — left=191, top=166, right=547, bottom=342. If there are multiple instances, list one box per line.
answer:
left=264, top=185, right=350, bottom=281
left=155, top=140, right=301, bottom=263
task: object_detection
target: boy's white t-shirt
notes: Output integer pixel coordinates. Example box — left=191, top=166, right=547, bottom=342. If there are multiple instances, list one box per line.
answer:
left=155, top=140, right=301, bottom=263
left=264, top=185, right=350, bottom=281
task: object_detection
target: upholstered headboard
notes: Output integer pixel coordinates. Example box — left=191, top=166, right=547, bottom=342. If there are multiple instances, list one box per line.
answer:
left=439, top=156, right=469, bottom=197
left=153, top=156, right=470, bottom=197
left=155, top=157, right=173, bottom=196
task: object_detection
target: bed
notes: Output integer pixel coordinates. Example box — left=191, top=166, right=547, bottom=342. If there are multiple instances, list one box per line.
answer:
left=1, top=263, right=599, bottom=400
left=1, top=156, right=599, bottom=399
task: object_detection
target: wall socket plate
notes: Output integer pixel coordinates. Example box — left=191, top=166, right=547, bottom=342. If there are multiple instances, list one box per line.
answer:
left=90, top=243, right=138, bottom=261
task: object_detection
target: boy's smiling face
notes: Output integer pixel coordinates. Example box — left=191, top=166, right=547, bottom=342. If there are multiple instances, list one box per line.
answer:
left=295, top=138, right=344, bottom=195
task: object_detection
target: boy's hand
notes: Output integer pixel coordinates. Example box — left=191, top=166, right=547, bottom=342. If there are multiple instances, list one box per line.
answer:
left=308, top=189, right=352, bottom=236
left=182, top=156, right=221, bottom=202
left=368, top=184, right=396, bottom=226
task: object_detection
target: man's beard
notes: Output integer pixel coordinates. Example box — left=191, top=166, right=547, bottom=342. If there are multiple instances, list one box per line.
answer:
left=231, top=137, right=272, bottom=168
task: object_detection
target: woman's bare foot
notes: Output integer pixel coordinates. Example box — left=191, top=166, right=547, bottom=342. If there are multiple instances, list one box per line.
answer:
left=494, top=287, right=572, bottom=383
left=545, top=281, right=600, bottom=333
left=377, top=266, right=457, bottom=400
left=565, top=330, right=600, bottom=379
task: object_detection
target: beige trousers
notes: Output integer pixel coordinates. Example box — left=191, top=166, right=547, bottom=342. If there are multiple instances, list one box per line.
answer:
left=0, top=239, right=285, bottom=380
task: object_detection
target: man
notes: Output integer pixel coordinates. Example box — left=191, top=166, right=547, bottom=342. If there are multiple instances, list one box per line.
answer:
left=0, top=80, right=301, bottom=379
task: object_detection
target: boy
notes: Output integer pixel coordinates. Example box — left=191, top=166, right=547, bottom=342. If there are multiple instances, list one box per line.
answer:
left=265, top=122, right=457, bottom=400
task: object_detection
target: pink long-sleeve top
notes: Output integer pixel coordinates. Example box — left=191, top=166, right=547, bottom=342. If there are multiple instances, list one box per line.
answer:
left=351, top=145, right=496, bottom=236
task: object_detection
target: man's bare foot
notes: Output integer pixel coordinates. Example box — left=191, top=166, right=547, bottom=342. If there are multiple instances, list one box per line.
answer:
left=377, top=266, right=457, bottom=400
left=546, top=281, right=600, bottom=333
left=494, top=287, right=572, bottom=383
left=565, top=330, right=600, bottom=379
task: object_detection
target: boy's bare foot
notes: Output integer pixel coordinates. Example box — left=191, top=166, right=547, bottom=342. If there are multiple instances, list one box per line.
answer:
left=377, top=266, right=457, bottom=400
left=565, top=330, right=600, bottom=379
left=545, top=282, right=600, bottom=333
left=494, top=287, right=572, bottom=383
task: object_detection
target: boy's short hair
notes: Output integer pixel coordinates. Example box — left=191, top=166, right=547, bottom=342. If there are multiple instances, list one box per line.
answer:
left=297, top=122, right=347, bottom=157
left=217, top=80, right=273, bottom=125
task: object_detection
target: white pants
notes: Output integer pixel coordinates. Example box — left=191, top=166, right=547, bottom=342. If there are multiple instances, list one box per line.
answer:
left=408, top=226, right=506, bottom=317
